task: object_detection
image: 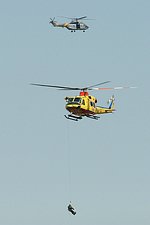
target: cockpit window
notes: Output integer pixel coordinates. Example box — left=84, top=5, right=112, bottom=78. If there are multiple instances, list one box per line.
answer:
left=67, top=98, right=74, bottom=103
left=74, top=98, right=81, bottom=103
left=66, top=97, right=82, bottom=104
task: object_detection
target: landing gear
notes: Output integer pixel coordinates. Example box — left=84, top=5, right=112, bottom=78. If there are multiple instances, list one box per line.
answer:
left=86, top=115, right=100, bottom=120
left=64, top=114, right=100, bottom=121
left=64, top=114, right=82, bottom=121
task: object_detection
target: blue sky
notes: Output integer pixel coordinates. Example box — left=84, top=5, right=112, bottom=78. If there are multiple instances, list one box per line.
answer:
left=0, top=0, right=150, bottom=224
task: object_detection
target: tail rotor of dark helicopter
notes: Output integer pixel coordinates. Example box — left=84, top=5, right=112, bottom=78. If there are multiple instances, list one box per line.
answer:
left=49, top=17, right=56, bottom=24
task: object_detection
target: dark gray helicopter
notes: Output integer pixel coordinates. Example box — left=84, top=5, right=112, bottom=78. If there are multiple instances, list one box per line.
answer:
left=49, top=16, right=90, bottom=32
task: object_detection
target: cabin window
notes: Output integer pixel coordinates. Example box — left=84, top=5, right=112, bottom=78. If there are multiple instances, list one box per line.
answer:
left=90, top=101, right=95, bottom=107
left=82, top=99, right=85, bottom=105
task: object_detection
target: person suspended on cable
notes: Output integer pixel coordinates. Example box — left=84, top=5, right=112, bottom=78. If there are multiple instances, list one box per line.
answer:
left=68, top=202, right=76, bottom=215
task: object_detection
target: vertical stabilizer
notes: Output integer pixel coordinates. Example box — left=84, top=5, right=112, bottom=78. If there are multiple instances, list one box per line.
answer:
left=108, top=95, right=115, bottom=109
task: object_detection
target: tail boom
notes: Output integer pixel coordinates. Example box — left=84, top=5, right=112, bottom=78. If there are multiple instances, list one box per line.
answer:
left=95, top=95, right=115, bottom=115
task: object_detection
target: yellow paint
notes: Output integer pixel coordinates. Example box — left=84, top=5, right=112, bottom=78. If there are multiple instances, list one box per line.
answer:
left=63, top=23, right=69, bottom=27
left=65, top=94, right=115, bottom=117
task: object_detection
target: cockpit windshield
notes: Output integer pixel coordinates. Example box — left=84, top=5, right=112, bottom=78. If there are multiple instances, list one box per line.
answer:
left=66, top=97, right=82, bottom=104
left=67, top=98, right=74, bottom=103
left=74, top=98, right=81, bottom=103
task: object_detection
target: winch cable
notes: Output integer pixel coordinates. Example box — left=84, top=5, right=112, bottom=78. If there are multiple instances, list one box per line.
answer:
left=65, top=121, right=72, bottom=202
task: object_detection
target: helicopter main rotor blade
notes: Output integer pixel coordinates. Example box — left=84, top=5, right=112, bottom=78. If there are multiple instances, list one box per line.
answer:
left=85, top=81, right=111, bottom=90
left=30, top=83, right=136, bottom=92
left=58, top=16, right=87, bottom=21
left=58, top=16, right=74, bottom=20
left=30, top=83, right=81, bottom=90
left=30, top=81, right=112, bottom=91
left=81, top=18, right=96, bottom=21
left=76, top=16, right=87, bottom=20
left=91, top=86, right=137, bottom=90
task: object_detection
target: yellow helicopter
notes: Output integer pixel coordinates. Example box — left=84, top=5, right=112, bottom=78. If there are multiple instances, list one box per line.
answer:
left=31, top=81, right=136, bottom=121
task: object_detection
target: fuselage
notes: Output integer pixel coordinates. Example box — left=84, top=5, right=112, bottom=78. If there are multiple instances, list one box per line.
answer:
left=65, top=22, right=89, bottom=31
left=65, top=92, right=115, bottom=117
left=51, top=21, right=89, bottom=31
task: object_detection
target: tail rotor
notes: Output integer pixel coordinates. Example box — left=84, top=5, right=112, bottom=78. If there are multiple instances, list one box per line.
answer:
left=49, top=17, right=55, bottom=24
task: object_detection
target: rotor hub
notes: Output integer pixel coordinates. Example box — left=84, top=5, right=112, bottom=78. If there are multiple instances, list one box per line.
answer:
left=80, top=91, right=89, bottom=96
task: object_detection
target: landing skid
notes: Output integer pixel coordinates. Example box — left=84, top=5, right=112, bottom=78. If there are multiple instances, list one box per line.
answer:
left=64, top=114, right=83, bottom=121
left=64, top=114, right=100, bottom=121
left=86, top=115, right=100, bottom=120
